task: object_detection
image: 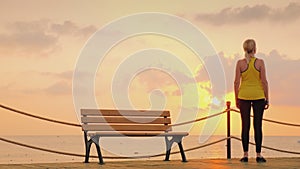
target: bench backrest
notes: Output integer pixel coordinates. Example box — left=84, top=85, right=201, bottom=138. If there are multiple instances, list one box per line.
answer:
left=81, top=109, right=172, bottom=133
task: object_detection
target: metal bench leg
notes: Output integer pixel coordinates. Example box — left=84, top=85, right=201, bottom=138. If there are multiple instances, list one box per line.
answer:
left=93, top=137, right=104, bottom=165
left=84, top=132, right=92, bottom=163
left=164, top=136, right=187, bottom=162
left=164, top=136, right=172, bottom=161
left=178, top=141, right=187, bottom=162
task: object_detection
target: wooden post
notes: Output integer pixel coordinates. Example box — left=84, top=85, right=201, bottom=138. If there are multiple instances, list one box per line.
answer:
left=226, top=101, right=231, bottom=159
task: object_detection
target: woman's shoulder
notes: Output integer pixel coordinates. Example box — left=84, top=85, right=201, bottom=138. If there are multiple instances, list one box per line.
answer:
left=237, top=58, right=246, bottom=63
left=255, top=57, right=265, bottom=64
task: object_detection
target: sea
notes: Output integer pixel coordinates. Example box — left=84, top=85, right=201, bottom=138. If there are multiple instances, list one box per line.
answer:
left=0, top=135, right=299, bottom=164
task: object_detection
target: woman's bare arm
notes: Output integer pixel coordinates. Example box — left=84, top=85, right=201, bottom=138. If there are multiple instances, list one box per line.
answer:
left=234, top=60, right=241, bottom=108
left=259, top=59, right=269, bottom=109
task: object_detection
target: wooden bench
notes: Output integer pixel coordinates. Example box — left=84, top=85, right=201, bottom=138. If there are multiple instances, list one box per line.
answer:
left=81, top=109, right=188, bottom=164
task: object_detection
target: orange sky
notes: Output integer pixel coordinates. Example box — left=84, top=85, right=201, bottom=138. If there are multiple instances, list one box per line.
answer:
left=0, top=0, right=300, bottom=136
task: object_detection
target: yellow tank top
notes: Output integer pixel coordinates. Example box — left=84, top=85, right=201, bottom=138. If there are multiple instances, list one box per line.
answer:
left=238, top=57, right=265, bottom=100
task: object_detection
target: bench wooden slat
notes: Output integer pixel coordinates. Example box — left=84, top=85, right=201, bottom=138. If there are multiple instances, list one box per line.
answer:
left=88, top=131, right=188, bottom=137
left=81, top=117, right=171, bottom=124
left=82, top=124, right=172, bottom=131
left=81, top=109, right=170, bottom=117
left=81, top=108, right=188, bottom=163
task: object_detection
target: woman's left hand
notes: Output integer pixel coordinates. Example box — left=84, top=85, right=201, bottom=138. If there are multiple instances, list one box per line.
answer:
left=264, top=100, right=269, bottom=110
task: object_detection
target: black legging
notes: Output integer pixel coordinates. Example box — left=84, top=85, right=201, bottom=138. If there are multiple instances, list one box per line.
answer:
left=239, top=99, right=265, bottom=153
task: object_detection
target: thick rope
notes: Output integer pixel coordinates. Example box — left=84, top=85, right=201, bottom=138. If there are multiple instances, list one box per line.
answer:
left=1, top=104, right=300, bottom=128
left=0, top=104, right=81, bottom=127
left=231, top=136, right=300, bottom=155
left=229, top=108, right=300, bottom=127
left=0, top=136, right=228, bottom=159
left=1, top=135, right=299, bottom=159
left=0, top=103, right=226, bottom=128
left=178, top=137, right=229, bottom=152
left=0, top=136, right=90, bottom=158
left=1, top=103, right=300, bottom=159
left=171, top=110, right=227, bottom=127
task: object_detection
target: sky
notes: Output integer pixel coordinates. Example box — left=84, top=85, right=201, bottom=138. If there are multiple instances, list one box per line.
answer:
left=0, top=0, right=300, bottom=136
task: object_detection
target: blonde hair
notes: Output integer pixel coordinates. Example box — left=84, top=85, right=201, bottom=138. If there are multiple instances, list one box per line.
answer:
left=243, top=39, right=256, bottom=63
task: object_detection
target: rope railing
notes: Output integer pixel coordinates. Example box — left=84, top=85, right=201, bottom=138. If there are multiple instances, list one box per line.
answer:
left=171, top=110, right=227, bottom=127
left=0, top=136, right=229, bottom=159
left=1, top=103, right=299, bottom=128
left=1, top=135, right=299, bottom=161
left=231, top=136, right=300, bottom=155
left=0, top=104, right=225, bottom=128
left=0, top=104, right=81, bottom=127
left=0, top=102, right=300, bottom=160
left=229, top=108, right=300, bottom=127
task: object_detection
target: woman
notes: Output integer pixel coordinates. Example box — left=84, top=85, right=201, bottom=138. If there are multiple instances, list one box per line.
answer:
left=234, top=39, right=269, bottom=163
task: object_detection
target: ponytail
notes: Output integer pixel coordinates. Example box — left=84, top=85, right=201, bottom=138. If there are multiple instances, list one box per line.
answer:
left=243, top=39, right=256, bottom=64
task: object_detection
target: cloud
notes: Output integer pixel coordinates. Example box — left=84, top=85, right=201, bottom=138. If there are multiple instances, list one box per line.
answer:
left=0, top=19, right=97, bottom=57
left=44, top=81, right=71, bottom=95
left=257, top=50, right=300, bottom=106
left=128, top=68, right=198, bottom=96
left=129, top=50, right=300, bottom=107
left=38, top=71, right=74, bottom=95
left=0, top=20, right=59, bottom=57
left=0, top=70, right=75, bottom=96
left=40, top=70, right=73, bottom=80
left=195, top=2, right=300, bottom=25
left=50, top=20, right=97, bottom=37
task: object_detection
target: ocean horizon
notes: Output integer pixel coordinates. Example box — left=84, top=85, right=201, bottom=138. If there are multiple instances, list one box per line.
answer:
left=0, top=135, right=299, bottom=164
